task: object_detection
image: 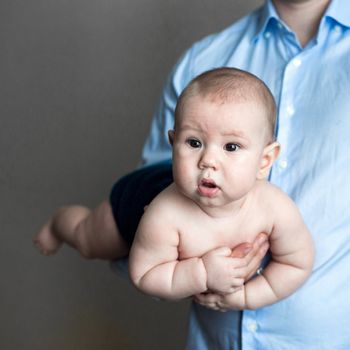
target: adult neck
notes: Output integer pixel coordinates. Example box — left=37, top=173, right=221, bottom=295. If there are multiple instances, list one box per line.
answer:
left=272, top=0, right=331, bottom=47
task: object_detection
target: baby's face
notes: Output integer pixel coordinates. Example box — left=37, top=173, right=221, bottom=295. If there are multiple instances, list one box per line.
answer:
left=170, top=94, right=271, bottom=210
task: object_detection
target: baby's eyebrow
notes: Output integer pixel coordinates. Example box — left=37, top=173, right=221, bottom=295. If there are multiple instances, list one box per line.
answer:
left=178, top=125, right=249, bottom=142
left=222, top=130, right=251, bottom=147
left=178, top=125, right=202, bottom=132
left=221, top=129, right=246, bottom=138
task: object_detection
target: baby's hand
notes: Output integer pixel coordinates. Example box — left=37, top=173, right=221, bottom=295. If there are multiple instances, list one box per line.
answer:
left=201, top=247, right=247, bottom=294
left=194, top=288, right=246, bottom=312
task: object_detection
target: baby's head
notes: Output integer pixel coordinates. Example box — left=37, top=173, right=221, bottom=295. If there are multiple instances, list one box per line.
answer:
left=169, top=67, right=280, bottom=209
left=175, top=67, right=277, bottom=145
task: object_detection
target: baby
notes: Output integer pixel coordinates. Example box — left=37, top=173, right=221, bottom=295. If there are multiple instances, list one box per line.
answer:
left=34, top=68, right=314, bottom=310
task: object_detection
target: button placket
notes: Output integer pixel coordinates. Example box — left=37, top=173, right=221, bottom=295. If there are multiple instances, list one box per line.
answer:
left=286, top=104, right=295, bottom=117
left=279, top=159, right=288, bottom=169
left=272, top=54, right=303, bottom=177
left=247, top=321, right=258, bottom=332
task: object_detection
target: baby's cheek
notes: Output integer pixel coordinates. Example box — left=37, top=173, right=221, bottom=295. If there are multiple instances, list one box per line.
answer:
left=174, top=147, right=198, bottom=164
left=176, top=144, right=191, bottom=156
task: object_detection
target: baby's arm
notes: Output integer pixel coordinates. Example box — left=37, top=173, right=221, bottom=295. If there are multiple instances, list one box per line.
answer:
left=210, top=190, right=314, bottom=310
left=129, top=194, right=207, bottom=300
left=129, top=188, right=248, bottom=300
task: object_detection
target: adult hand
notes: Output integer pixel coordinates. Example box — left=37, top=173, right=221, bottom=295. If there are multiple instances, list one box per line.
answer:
left=230, top=232, right=269, bottom=281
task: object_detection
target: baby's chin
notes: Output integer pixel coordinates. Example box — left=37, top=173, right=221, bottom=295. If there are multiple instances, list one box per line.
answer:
left=176, top=184, right=225, bottom=208
left=192, top=192, right=225, bottom=209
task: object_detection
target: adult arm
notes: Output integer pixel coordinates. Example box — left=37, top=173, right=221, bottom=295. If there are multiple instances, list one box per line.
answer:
left=141, top=49, right=195, bottom=166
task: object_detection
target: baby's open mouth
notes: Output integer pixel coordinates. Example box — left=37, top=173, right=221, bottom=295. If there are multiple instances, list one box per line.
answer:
left=198, top=179, right=219, bottom=197
left=201, top=179, right=217, bottom=188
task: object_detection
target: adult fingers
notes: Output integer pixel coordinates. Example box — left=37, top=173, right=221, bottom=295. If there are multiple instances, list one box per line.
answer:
left=245, top=241, right=269, bottom=280
left=231, top=242, right=253, bottom=258
left=234, top=233, right=269, bottom=281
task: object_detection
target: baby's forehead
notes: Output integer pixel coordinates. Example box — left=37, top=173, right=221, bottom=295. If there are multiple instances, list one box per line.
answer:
left=178, top=93, right=265, bottom=119
left=184, top=90, right=263, bottom=109
left=181, top=95, right=266, bottom=126
left=177, top=93, right=271, bottom=139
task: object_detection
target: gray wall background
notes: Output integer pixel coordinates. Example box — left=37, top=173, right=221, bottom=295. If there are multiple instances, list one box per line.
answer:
left=1, top=1, right=262, bottom=349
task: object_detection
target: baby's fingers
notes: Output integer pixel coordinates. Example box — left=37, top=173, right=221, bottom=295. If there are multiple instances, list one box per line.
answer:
left=194, top=293, right=237, bottom=312
left=194, top=293, right=218, bottom=308
left=193, top=293, right=225, bottom=311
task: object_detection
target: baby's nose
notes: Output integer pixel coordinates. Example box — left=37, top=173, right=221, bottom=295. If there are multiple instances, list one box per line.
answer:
left=198, top=149, right=218, bottom=170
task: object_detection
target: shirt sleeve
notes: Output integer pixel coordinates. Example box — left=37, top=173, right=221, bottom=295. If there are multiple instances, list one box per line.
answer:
left=140, top=48, right=195, bottom=166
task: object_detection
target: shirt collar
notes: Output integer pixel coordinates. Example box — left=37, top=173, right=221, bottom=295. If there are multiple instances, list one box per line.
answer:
left=253, top=0, right=350, bottom=43
left=324, top=0, right=350, bottom=29
left=253, top=0, right=282, bottom=42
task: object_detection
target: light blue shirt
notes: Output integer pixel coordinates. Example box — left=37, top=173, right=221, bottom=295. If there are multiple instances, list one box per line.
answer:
left=140, top=0, right=350, bottom=348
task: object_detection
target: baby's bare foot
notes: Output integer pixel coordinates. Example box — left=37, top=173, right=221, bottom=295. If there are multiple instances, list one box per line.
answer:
left=33, top=220, right=62, bottom=256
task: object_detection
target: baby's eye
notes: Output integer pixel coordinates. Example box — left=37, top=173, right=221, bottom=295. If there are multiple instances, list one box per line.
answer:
left=187, top=138, right=202, bottom=148
left=224, top=143, right=240, bottom=152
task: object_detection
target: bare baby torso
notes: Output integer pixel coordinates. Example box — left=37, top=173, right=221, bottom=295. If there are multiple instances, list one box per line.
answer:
left=162, top=183, right=276, bottom=260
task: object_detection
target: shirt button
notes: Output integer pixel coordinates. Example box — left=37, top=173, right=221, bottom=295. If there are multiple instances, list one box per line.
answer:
left=334, top=25, right=342, bottom=32
left=277, top=22, right=283, bottom=29
left=293, top=58, right=302, bottom=67
left=265, top=31, right=271, bottom=39
left=279, top=160, right=288, bottom=169
left=247, top=321, right=258, bottom=332
left=286, top=105, right=295, bottom=117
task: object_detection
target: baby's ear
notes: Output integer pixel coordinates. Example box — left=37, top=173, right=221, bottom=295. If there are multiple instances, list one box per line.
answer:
left=257, top=142, right=280, bottom=179
left=168, top=130, right=175, bottom=146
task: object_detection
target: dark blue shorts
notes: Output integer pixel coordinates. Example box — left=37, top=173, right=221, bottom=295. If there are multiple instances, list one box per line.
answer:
left=109, top=161, right=173, bottom=247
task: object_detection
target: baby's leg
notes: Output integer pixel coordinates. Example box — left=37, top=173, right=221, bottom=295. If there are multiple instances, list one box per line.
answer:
left=33, top=200, right=129, bottom=259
